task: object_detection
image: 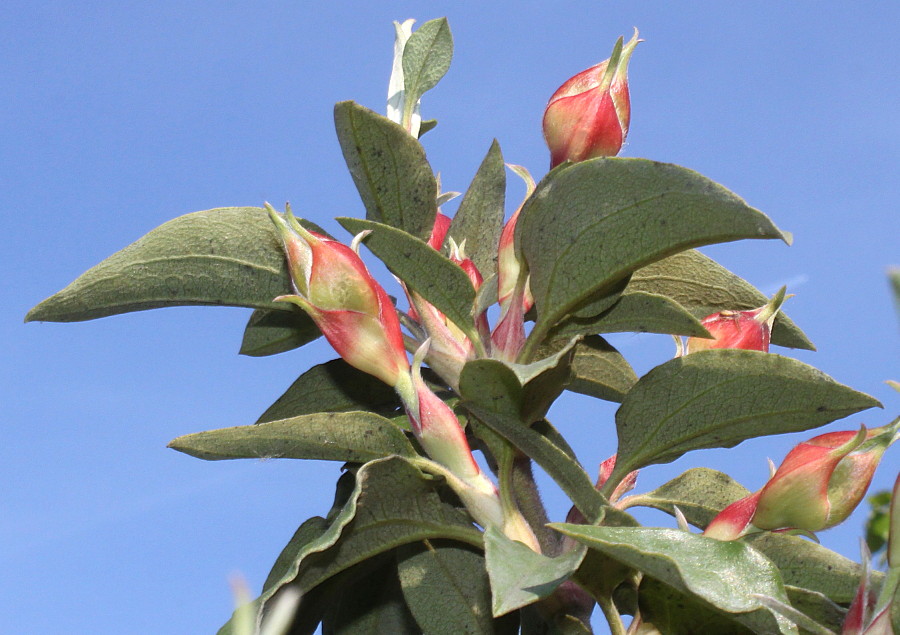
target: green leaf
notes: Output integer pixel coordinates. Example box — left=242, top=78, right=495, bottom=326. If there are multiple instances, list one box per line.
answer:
left=27, top=207, right=292, bottom=323
left=238, top=307, right=321, bottom=357
left=517, top=158, right=790, bottom=342
left=338, top=217, right=478, bottom=341
left=624, top=468, right=751, bottom=529
left=228, top=457, right=482, bottom=632
left=322, top=556, right=420, bottom=635
left=167, top=411, right=416, bottom=463
left=483, top=526, right=585, bottom=617
left=638, top=576, right=756, bottom=635
left=889, top=267, right=900, bottom=319
left=458, top=359, right=607, bottom=522
left=782, top=586, right=847, bottom=634
left=746, top=533, right=867, bottom=604
left=628, top=249, right=814, bottom=350
left=256, top=359, right=403, bottom=423
left=397, top=541, right=502, bottom=635
left=611, top=350, right=881, bottom=481
left=446, top=140, right=506, bottom=279
left=551, top=524, right=798, bottom=635
left=334, top=101, right=437, bottom=240
left=551, top=291, right=711, bottom=340
left=566, top=335, right=638, bottom=403
left=401, top=17, right=453, bottom=120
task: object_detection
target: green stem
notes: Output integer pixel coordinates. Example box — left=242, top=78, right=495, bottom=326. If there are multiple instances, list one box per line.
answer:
left=597, top=594, right=627, bottom=635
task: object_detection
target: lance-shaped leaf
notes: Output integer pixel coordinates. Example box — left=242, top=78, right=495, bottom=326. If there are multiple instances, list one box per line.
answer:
left=539, top=335, right=638, bottom=403
left=551, top=291, right=711, bottom=340
left=334, top=101, right=437, bottom=240
left=458, top=359, right=607, bottom=522
left=239, top=307, right=321, bottom=357
left=401, top=18, right=453, bottom=122
left=609, top=350, right=881, bottom=484
left=628, top=249, right=813, bottom=350
left=397, top=541, right=508, bottom=635
left=746, top=533, right=867, bottom=604
left=637, top=577, right=756, bottom=635
left=27, top=207, right=293, bottom=323
left=446, top=140, right=506, bottom=279
left=219, top=457, right=483, bottom=633
left=167, top=411, right=416, bottom=463
left=623, top=468, right=751, bottom=529
left=516, top=158, right=790, bottom=340
left=339, top=217, right=478, bottom=341
left=551, top=524, right=799, bottom=635
left=483, top=527, right=585, bottom=617
left=256, top=359, right=403, bottom=424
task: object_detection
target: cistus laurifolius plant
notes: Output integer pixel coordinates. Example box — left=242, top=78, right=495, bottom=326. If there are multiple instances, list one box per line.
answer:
left=25, top=17, right=900, bottom=635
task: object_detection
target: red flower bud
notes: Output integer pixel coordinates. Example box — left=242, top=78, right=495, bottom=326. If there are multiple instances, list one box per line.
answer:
left=543, top=30, right=640, bottom=168
left=686, top=287, right=790, bottom=354
left=267, top=205, right=409, bottom=387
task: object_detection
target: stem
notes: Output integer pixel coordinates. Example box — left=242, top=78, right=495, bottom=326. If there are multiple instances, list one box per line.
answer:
left=512, top=454, right=560, bottom=555
left=597, top=594, right=627, bottom=635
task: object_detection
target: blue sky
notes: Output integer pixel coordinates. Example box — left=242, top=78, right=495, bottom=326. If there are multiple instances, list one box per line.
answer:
left=4, top=2, right=899, bottom=633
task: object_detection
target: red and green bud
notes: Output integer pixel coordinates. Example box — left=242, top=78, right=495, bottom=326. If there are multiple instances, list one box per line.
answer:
left=267, top=204, right=409, bottom=387
left=752, top=422, right=899, bottom=532
left=497, top=165, right=535, bottom=314
left=542, top=30, right=640, bottom=168
left=686, top=287, right=790, bottom=354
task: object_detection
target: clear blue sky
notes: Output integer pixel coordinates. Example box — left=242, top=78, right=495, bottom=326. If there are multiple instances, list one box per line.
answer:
left=4, top=2, right=899, bottom=633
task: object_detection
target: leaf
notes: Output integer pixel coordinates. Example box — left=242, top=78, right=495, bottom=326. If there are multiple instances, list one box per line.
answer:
left=446, top=140, right=506, bottom=279
left=27, top=207, right=293, bottom=323
left=782, top=586, right=847, bottom=634
left=550, top=524, right=798, bottom=635
left=746, top=533, right=867, bottom=604
left=611, top=350, right=881, bottom=481
left=322, top=556, right=420, bottom=635
left=256, top=359, right=403, bottom=423
left=167, top=411, right=416, bottom=463
left=625, top=468, right=751, bottom=529
left=224, top=457, right=483, bottom=633
left=397, top=541, right=502, bottom=635
left=401, top=17, right=453, bottom=120
left=567, top=335, right=638, bottom=403
left=551, top=291, right=711, bottom=340
left=458, top=359, right=607, bottom=522
left=483, top=527, right=585, bottom=617
left=334, top=101, right=437, bottom=240
left=338, top=217, right=478, bottom=341
left=516, top=158, right=790, bottom=340
left=628, top=249, right=814, bottom=350
left=238, top=307, right=321, bottom=357
left=638, top=576, right=756, bottom=635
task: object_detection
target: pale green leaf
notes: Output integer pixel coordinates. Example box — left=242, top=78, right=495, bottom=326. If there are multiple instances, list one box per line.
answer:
left=551, top=524, right=798, bottom=635
left=27, top=207, right=292, bottom=323
left=167, top=411, right=416, bottom=463
left=401, top=18, right=453, bottom=119
left=333, top=101, right=437, bottom=240
left=567, top=335, right=638, bottom=403
left=611, top=350, right=881, bottom=482
left=238, top=307, right=320, bottom=357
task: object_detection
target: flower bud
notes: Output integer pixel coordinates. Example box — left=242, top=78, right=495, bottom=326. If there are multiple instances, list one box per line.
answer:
left=686, top=287, right=789, bottom=354
left=542, top=30, right=640, bottom=168
left=267, top=204, right=409, bottom=387
left=752, top=421, right=900, bottom=533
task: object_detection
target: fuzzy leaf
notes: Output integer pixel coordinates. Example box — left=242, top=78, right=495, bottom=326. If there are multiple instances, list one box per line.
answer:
left=483, top=527, right=585, bottom=617
left=551, top=291, right=711, bottom=340
left=458, top=359, right=607, bottom=522
left=611, top=350, right=881, bottom=481
left=446, top=140, right=506, bottom=279
left=397, top=541, right=502, bottom=635
left=339, top=217, right=478, bottom=341
left=625, top=468, right=751, bottom=529
left=782, top=586, right=847, bottom=633
left=334, top=101, right=437, bottom=240
left=638, top=576, right=755, bottom=635
left=628, top=249, right=814, bottom=350
left=256, top=359, right=403, bottom=424
left=551, top=524, right=798, bottom=635
left=567, top=336, right=638, bottom=403
left=27, top=207, right=292, bottom=323
left=167, top=411, right=416, bottom=463
left=516, top=158, right=790, bottom=339
left=401, top=18, right=453, bottom=119
left=239, top=307, right=321, bottom=357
